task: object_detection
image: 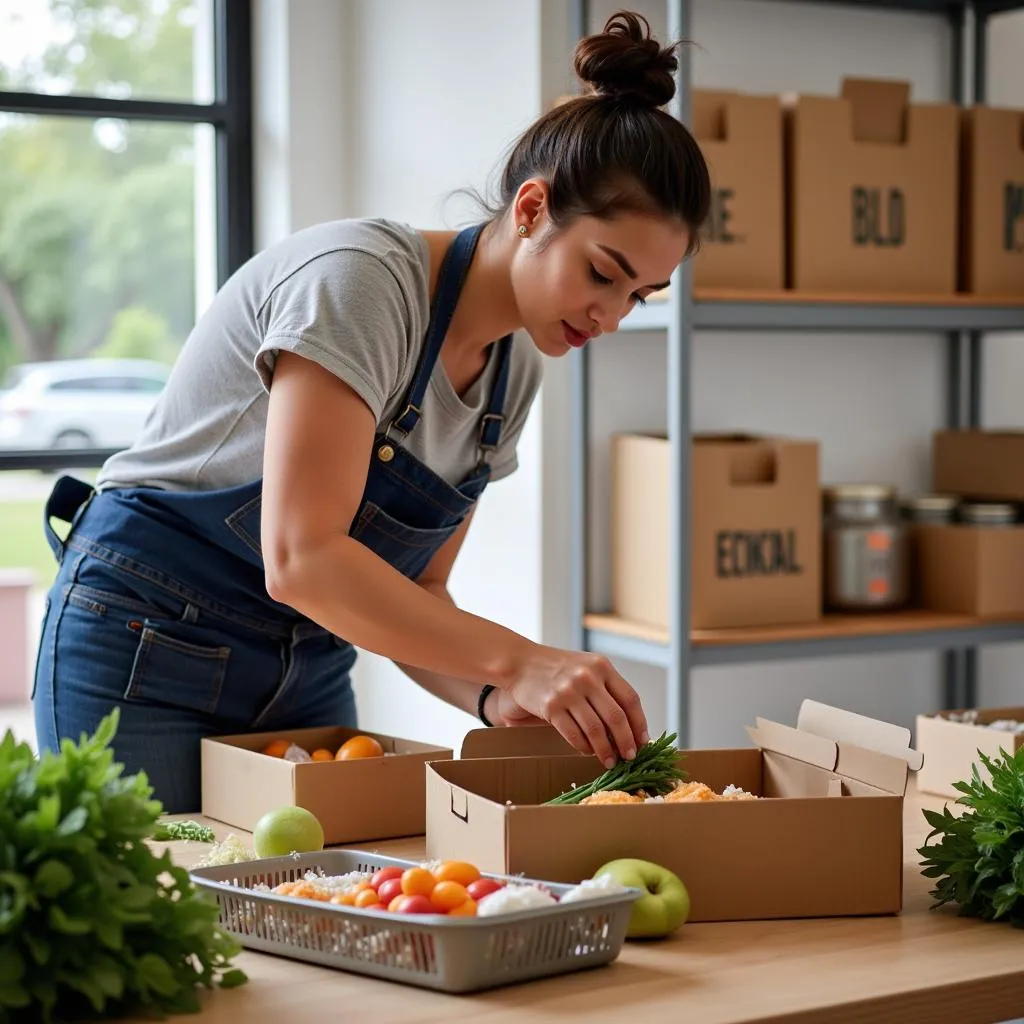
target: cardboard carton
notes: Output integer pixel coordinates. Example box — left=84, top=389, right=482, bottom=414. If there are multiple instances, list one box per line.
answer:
left=911, top=522, right=1024, bottom=616
left=691, top=90, right=785, bottom=289
left=201, top=726, right=452, bottom=845
left=426, top=702, right=922, bottom=922
left=961, top=106, right=1024, bottom=295
left=786, top=77, right=958, bottom=293
left=916, top=708, right=1024, bottom=798
left=933, top=429, right=1024, bottom=501
left=612, top=433, right=820, bottom=630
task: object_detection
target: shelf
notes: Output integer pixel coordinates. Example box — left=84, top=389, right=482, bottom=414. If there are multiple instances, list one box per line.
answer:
left=583, top=610, right=1024, bottom=668
left=618, top=290, right=1024, bottom=333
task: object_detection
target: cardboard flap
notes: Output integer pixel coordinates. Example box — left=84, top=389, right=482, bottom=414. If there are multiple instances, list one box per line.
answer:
left=841, top=78, right=910, bottom=144
left=460, top=726, right=579, bottom=760
left=747, top=718, right=837, bottom=771
left=797, top=700, right=924, bottom=772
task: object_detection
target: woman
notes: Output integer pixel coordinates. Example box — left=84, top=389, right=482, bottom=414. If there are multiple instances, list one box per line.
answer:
left=33, top=11, right=711, bottom=813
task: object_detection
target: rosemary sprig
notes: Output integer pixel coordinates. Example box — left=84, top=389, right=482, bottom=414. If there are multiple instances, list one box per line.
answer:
left=545, top=732, right=686, bottom=805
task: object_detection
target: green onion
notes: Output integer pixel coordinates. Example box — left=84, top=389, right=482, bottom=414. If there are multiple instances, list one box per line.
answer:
left=153, top=819, right=216, bottom=842
left=545, top=732, right=687, bottom=805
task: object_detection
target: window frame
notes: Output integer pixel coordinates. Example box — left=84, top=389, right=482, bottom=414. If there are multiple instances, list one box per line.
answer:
left=0, top=0, right=253, bottom=470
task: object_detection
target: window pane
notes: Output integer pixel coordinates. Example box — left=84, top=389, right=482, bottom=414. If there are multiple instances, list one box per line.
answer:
left=0, top=0, right=215, bottom=104
left=0, top=113, right=214, bottom=452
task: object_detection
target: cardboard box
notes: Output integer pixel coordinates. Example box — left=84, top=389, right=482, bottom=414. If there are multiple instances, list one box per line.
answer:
left=961, top=106, right=1024, bottom=295
left=934, top=429, right=1024, bottom=501
left=201, top=726, right=452, bottom=845
left=916, top=708, right=1024, bottom=798
left=612, top=433, right=821, bottom=630
left=427, top=701, right=921, bottom=923
left=912, top=522, right=1024, bottom=616
left=691, top=90, right=785, bottom=289
left=786, top=77, right=958, bottom=293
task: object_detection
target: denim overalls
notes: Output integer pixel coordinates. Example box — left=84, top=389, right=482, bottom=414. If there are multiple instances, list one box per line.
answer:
left=33, top=223, right=511, bottom=813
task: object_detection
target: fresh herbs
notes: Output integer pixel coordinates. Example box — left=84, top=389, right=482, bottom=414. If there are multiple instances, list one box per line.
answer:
left=545, top=732, right=686, bottom=805
left=918, top=746, right=1024, bottom=927
left=0, top=709, right=246, bottom=1022
left=152, top=820, right=216, bottom=843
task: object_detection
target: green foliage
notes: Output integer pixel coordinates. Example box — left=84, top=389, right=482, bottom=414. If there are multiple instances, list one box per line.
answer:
left=0, top=708, right=247, bottom=1022
left=918, top=746, right=1024, bottom=927
left=91, top=307, right=176, bottom=364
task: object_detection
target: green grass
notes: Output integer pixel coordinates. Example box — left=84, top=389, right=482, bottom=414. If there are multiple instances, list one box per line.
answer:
left=0, top=500, right=58, bottom=588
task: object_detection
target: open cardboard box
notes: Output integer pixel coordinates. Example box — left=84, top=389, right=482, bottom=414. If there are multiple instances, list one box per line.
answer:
left=916, top=707, right=1024, bottom=799
left=201, top=725, right=452, bottom=845
left=427, top=702, right=922, bottom=923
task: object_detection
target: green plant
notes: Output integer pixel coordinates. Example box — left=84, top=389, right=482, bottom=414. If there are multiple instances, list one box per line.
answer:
left=0, top=709, right=246, bottom=1022
left=918, top=746, right=1024, bottom=927
left=545, top=732, right=687, bottom=805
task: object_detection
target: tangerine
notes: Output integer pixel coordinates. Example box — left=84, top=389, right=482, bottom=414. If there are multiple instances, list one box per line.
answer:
left=262, top=738, right=291, bottom=758
left=336, top=735, right=384, bottom=760
left=310, top=748, right=335, bottom=761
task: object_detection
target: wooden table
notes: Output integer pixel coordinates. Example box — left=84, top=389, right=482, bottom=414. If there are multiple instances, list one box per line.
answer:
left=143, top=787, right=1024, bottom=1024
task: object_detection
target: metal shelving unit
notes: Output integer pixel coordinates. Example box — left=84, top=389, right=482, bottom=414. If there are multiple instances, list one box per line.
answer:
left=569, top=0, right=1024, bottom=746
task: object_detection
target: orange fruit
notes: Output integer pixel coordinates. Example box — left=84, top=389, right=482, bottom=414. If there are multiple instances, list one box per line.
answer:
left=330, top=892, right=355, bottom=906
left=262, top=738, right=291, bottom=758
left=353, top=888, right=379, bottom=908
left=447, top=898, right=477, bottom=917
left=310, top=748, right=335, bottom=761
left=433, top=861, right=481, bottom=887
left=430, top=881, right=469, bottom=913
left=336, top=735, right=385, bottom=760
left=387, top=895, right=404, bottom=913
left=400, top=867, right=436, bottom=897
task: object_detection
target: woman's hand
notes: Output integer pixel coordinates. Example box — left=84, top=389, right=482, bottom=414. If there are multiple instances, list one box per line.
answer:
left=484, top=687, right=544, bottom=728
left=506, top=645, right=649, bottom=767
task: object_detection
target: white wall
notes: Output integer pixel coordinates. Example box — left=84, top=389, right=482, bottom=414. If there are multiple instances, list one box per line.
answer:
left=252, top=0, right=1024, bottom=753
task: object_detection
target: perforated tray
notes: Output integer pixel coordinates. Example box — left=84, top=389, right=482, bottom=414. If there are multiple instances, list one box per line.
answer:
left=190, top=850, right=639, bottom=993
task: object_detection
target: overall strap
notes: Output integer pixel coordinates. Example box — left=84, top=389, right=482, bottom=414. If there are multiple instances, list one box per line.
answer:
left=477, top=334, right=513, bottom=460
left=387, top=223, right=485, bottom=440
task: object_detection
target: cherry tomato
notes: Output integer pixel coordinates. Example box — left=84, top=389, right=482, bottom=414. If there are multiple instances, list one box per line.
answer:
left=377, top=878, right=404, bottom=907
left=353, top=888, right=379, bottom=909
left=432, top=861, right=481, bottom=887
left=466, top=878, right=504, bottom=902
left=447, top=898, right=477, bottom=917
left=395, top=894, right=435, bottom=915
left=400, top=867, right=436, bottom=897
left=430, top=881, right=469, bottom=913
left=370, top=867, right=403, bottom=892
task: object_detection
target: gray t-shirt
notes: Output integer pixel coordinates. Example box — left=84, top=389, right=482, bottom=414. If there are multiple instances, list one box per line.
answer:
left=97, top=218, right=544, bottom=493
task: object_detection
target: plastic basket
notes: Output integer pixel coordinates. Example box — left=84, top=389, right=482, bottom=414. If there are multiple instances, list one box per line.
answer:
left=189, top=849, right=639, bottom=993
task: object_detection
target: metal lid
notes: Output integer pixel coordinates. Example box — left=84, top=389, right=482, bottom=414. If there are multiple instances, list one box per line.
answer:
left=902, top=494, right=959, bottom=513
left=960, top=502, right=1017, bottom=523
left=823, top=484, right=896, bottom=501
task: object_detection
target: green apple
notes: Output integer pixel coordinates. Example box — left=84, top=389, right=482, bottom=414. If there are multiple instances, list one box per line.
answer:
left=593, top=858, right=689, bottom=939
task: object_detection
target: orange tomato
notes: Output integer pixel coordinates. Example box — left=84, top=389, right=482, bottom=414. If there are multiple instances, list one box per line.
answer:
left=433, top=861, right=481, bottom=888
left=262, top=738, right=291, bottom=758
left=310, top=748, right=335, bottom=761
left=447, top=898, right=477, bottom=917
left=400, top=867, right=436, bottom=897
left=353, top=888, right=380, bottom=908
left=329, top=892, right=355, bottom=906
left=336, top=735, right=385, bottom=760
left=387, top=894, right=405, bottom=913
left=430, top=881, right=469, bottom=913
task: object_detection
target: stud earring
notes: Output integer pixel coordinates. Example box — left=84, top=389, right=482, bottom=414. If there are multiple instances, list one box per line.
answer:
left=518, top=225, right=528, bottom=237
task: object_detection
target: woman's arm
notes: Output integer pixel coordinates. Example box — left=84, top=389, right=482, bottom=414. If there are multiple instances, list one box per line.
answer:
left=261, top=352, right=647, bottom=767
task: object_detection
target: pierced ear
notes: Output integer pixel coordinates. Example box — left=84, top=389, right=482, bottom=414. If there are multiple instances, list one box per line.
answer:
left=513, top=178, right=550, bottom=234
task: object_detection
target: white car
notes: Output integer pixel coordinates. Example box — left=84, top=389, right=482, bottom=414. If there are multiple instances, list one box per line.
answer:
left=0, top=358, right=170, bottom=451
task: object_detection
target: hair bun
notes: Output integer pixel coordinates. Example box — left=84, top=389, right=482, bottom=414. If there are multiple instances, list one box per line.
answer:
left=573, top=11, right=678, bottom=109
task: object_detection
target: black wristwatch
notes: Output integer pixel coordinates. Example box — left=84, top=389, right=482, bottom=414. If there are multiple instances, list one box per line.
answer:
left=477, top=684, right=497, bottom=727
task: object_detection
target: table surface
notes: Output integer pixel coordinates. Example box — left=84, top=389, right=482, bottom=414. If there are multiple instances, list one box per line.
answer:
left=135, top=786, right=1024, bottom=1024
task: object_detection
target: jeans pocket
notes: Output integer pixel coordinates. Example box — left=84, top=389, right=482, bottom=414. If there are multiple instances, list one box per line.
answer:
left=124, top=619, right=230, bottom=715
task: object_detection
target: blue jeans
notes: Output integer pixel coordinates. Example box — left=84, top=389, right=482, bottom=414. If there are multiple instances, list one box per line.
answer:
left=33, top=547, right=357, bottom=813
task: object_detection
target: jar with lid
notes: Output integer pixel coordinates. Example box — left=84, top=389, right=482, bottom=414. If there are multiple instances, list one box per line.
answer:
left=823, top=484, right=909, bottom=611
left=902, top=494, right=959, bottom=525
left=958, top=502, right=1018, bottom=527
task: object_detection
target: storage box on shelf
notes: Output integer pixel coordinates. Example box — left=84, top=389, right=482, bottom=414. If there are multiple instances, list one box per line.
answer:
left=426, top=701, right=921, bottom=923
left=933, top=429, right=1024, bottom=502
left=612, top=433, right=821, bottom=631
left=201, top=726, right=452, bottom=845
left=916, top=706, right=1024, bottom=799
left=786, top=77, right=959, bottom=294
left=690, top=90, right=785, bottom=290
left=960, top=105, right=1024, bottom=296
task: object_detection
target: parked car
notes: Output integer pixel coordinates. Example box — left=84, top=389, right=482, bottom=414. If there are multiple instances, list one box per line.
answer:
left=0, top=358, right=170, bottom=452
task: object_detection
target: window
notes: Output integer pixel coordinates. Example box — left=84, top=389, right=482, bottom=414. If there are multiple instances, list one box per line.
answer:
left=0, top=0, right=252, bottom=468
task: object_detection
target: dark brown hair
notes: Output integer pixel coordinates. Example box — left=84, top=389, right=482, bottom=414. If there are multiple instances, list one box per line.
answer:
left=490, top=11, right=710, bottom=256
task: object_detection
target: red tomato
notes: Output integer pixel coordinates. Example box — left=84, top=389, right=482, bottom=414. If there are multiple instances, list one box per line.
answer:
left=377, top=878, right=404, bottom=907
left=466, top=878, right=504, bottom=902
left=394, top=894, right=435, bottom=915
left=370, top=867, right=403, bottom=892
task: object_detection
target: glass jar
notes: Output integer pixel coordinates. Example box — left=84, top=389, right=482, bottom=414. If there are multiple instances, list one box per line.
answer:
left=901, top=494, right=959, bottom=525
left=958, top=502, right=1018, bottom=527
left=822, top=484, right=909, bottom=611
